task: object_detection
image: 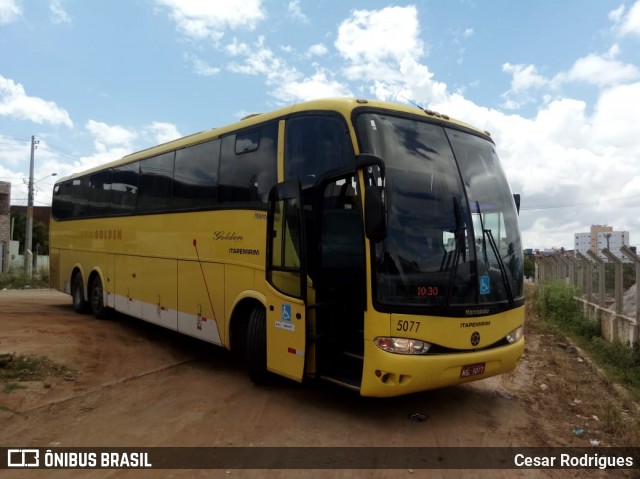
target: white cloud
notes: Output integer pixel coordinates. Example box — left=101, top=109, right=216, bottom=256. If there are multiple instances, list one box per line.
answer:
left=500, top=51, right=640, bottom=111
left=394, top=57, right=448, bottom=105
left=0, top=0, right=21, bottom=24
left=612, top=0, right=640, bottom=37
left=0, top=135, right=30, bottom=169
left=50, top=0, right=71, bottom=24
left=227, top=36, right=289, bottom=78
left=85, top=120, right=180, bottom=154
left=227, top=37, right=350, bottom=103
left=146, top=121, right=181, bottom=144
left=184, top=53, right=220, bottom=77
left=86, top=120, right=137, bottom=152
left=287, top=0, right=308, bottom=23
left=500, top=63, right=550, bottom=108
left=532, top=98, right=590, bottom=148
left=333, top=6, right=451, bottom=104
left=271, top=67, right=351, bottom=103
left=560, top=53, right=640, bottom=87
left=335, top=6, right=424, bottom=69
left=155, top=0, right=265, bottom=42
left=591, top=82, right=640, bottom=151
left=0, top=75, right=73, bottom=127
left=306, top=43, right=328, bottom=57
left=608, top=4, right=625, bottom=23
left=502, top=63, right=549, bottom=92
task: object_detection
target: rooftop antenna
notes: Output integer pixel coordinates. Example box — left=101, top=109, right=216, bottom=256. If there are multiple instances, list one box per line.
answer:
left=400, top=95, right=425, bottom=112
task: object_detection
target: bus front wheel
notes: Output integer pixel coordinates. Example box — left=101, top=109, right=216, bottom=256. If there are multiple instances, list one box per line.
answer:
left=90, top=275, right=110, bottom=320
left=246, top=306, right=270, bottom=384
left=71, top=274, right=90, bottom=314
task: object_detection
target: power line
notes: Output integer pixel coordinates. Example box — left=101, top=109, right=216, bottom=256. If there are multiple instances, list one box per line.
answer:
left=0, top=134, right=31, bottom=143
left=522, top=193, right=640, bottom=212
left=38, top=145, right=83, bottom=162
left=40, top=141, right=85, bottom=161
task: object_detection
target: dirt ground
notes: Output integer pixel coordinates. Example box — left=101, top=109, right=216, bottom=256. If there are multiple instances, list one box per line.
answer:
left=0, top=288, right=638, bottom=479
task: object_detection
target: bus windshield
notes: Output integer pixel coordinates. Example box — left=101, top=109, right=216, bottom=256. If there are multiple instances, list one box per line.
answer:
left=356, top=112, right=523, bottom=313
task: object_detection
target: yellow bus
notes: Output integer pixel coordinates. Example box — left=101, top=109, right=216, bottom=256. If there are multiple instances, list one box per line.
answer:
left=50, top=98, right=524, bottom=397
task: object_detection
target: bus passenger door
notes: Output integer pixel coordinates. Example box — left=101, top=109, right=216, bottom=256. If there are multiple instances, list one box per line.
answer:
left=265, top=179, right=307, bottom=382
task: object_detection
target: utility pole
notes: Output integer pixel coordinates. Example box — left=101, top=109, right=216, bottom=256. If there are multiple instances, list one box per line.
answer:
left=24, top=135, right=37, bottom=276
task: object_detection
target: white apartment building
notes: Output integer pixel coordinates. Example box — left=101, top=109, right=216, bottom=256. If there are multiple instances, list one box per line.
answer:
left=574, top=225, right=630, bottom=261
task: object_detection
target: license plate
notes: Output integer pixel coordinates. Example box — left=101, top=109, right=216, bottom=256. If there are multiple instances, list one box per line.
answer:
left=460, top=362, right=485, bottom=378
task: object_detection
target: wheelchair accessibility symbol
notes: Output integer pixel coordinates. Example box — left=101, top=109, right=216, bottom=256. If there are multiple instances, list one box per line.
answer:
left=281, top=304, right=292, bottom=322
left=480, top=275, right=491, bottom=295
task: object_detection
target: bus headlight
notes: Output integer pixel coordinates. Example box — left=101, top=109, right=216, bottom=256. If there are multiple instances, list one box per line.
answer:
left=505, top=326, right=524, bottom=344
left=374, top=337, right=432, bottom=355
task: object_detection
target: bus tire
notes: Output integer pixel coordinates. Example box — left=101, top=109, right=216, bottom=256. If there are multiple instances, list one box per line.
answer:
left=246, top=306, right=270, bottom=384
left=89, top=275, right=110, bottom=319
left=71, top=273, right=90, bottom=314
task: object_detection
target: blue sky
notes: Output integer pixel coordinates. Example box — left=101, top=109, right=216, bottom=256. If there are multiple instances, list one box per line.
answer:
left=1, top=0, right=640, bottom=250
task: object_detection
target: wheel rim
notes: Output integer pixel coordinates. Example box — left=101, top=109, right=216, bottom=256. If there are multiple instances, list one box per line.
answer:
left=73, top=279, right=82, bottom=305
left=91, top=279, right=102, bottom=312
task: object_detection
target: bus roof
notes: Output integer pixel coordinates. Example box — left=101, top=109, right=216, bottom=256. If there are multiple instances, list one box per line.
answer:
left=57, top=97, right=489, bottom=182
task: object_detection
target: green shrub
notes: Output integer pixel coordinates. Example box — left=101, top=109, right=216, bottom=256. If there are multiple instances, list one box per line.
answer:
left=534, top=281, right=640, bottom=398
left=0, top=271, right=50, bottom=289
left=534, top=281, right=585, bottom=331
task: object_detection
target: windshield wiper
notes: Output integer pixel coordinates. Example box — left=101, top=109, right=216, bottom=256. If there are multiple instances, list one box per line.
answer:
left=443, top=197, right=467, bottom=307
left=475, top=201, right=514, bottom=306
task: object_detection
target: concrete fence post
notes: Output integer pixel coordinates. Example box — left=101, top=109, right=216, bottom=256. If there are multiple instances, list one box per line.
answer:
left=537, top=257, right=549, bottom=283
left=620, top=245, right=640, bottom=322
left=576, top=251, right=593, bottom=303
left=557, top=255, right=575, bottom=286
left=565, top=256, right=579, bottom=289
left=547, top=256, right=559, bottom=282
left=601, top=248, right=623, bottom=316
left=586, top=249, right=606, bottom=309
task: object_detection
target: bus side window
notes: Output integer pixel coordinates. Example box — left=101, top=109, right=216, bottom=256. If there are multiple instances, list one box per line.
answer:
left=52, top=181, right=74, bottom=220
left=111, top=162, right=139, bottom=214
left=71, top=177, right=90, bottom=218
left=137, top=152, right=175, bottom=213
left=88, top=170, right=113, bottom=217
left=284, top=115, right=353, bottom=187
left=219, top=122, right=277, bottom=206
left=173, top=139, right=220, bottom=210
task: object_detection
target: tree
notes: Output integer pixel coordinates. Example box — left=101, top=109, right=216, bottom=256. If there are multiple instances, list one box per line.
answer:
left=524, top=255, right=535, bottom=280
left=10, top=212, right=49, bottom=255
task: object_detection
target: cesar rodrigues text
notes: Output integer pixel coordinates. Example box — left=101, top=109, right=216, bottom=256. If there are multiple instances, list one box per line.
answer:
left=514, top=453, right=634, bottom=469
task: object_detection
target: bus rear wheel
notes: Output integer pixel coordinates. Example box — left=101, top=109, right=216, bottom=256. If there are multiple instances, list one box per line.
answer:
left=246, top=306, right=270, bottom=384
left=71, top=274, right=90, bottom=314
left=89, top=275, right=110, bottom=319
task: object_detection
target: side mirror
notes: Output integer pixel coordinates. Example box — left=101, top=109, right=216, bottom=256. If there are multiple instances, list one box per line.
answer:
left=356, top=154, right=387, bottom=242
left=364, top=185, right=386, bottom=241
left=513, top=194, right=521, bottom=215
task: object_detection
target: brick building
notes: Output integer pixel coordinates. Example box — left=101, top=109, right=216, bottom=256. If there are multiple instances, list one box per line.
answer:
left=0, top=181, right=10, bottom=272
